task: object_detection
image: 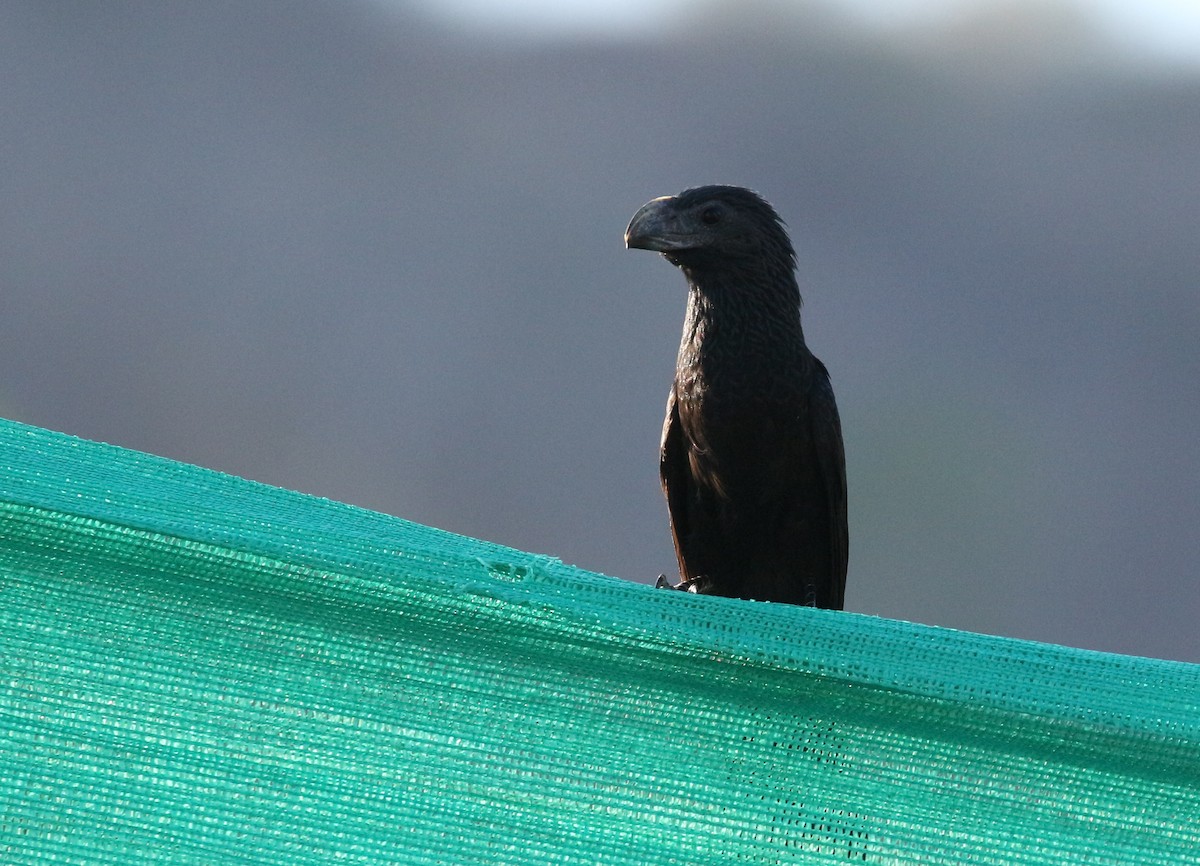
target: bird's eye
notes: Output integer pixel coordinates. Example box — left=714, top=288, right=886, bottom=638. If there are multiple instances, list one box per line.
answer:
left=700, top=207, right=722, bottom=226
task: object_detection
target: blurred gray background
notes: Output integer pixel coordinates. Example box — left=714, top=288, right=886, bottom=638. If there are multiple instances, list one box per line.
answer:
left=2, top=0, right=1197, bottom=662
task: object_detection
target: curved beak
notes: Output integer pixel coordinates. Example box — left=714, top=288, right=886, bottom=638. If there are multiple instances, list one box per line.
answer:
left=624, top=196, right=691, bottom=252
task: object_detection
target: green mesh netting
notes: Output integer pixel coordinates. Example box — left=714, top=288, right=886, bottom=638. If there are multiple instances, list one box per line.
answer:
left=1, top=417, right=1197, bottom=865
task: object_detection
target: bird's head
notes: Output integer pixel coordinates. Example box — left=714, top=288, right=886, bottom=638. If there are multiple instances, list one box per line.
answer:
left=624, top=185, right=796, bottom=275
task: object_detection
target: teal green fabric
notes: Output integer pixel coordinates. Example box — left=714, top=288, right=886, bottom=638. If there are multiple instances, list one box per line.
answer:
left=1, top=417, right=1197, bottom=864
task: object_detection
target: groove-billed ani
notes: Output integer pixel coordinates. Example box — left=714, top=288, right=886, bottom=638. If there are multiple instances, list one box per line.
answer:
left=625, top=185, right=847, bottom=609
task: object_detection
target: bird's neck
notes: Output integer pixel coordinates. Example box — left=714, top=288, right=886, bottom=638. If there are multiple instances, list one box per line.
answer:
left=676, top=267, right=809, bottom=396
left=679, top=266, right=806, bottom=352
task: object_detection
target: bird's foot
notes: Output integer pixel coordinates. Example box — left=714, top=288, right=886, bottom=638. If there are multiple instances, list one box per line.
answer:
left=655, top=574, right=714, bottom=594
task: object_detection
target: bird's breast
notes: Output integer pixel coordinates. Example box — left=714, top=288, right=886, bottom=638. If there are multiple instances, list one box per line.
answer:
left=675, top=385, right=812, bottom=499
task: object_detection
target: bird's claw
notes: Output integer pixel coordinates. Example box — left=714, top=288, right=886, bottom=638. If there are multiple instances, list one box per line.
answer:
left=656, top=574, right=711, bottom=594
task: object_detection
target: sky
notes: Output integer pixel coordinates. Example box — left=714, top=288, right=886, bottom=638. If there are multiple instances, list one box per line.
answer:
left=398, top=0, right=1200, bottom=61
left=2, top=0, right=1197, bottom=663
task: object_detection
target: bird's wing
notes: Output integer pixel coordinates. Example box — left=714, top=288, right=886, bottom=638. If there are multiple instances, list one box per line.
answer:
left=659, top=387, right=693, bottom=582
left=811, top=359, right=849, bottom=609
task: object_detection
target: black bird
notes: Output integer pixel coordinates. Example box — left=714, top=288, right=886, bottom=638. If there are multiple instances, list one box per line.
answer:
left=625, top=185, right=847, bottom=609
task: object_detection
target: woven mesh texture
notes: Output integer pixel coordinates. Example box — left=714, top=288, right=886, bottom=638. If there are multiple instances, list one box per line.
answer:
left=1, top=417, right=1197, bottom=864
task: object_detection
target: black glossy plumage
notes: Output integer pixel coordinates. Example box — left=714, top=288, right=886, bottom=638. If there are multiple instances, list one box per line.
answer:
left=625, top=185, right=847, bottom=609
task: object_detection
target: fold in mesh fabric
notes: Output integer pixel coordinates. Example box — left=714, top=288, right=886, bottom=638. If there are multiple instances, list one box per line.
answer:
left=1, top=418, right=1197, bottom=864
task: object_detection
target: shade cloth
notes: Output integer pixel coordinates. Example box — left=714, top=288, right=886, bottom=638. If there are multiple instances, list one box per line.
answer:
left=1, top=418, right=1197, bottom=864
